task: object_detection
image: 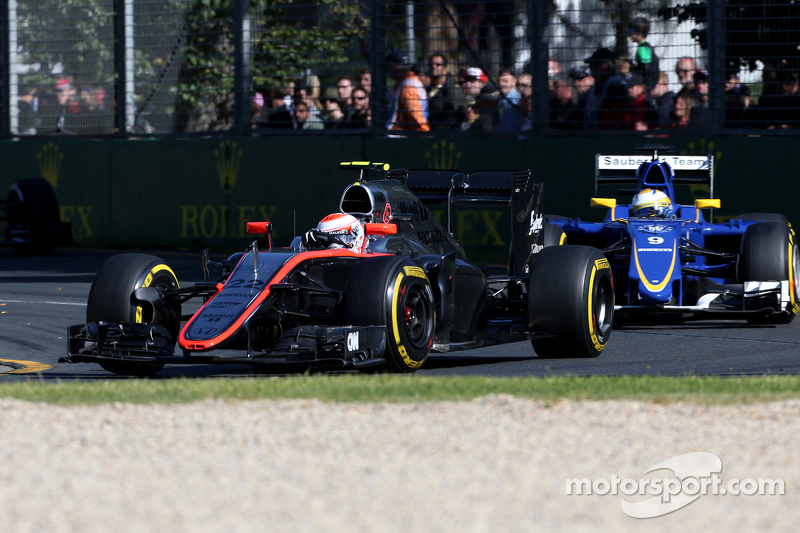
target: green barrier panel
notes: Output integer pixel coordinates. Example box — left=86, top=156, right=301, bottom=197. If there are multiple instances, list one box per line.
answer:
left=0, top=136, right=797, bottom=261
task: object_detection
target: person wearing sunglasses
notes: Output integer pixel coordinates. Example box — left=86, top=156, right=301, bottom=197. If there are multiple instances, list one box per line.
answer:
left=426, top=53, right=457, bottom=130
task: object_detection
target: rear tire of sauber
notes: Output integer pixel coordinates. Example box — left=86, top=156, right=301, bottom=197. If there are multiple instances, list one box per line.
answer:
left=87, top=253, right=181, bottom=376
left=542, top=222, right=567, bottom=247
left=528, top=246, right=613, bottom=358
left=735, top=213, right=789, bottom=225
left=740, top=222, right=799, bottom=325
left=344, top=256, right=435, bottom=373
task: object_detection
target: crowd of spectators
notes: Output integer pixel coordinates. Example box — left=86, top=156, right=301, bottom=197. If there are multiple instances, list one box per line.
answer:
left=17, top=76, right=110, bottom=135
left=19, top=15, right=800, bottom=137
left=248, top=32, right=800, bottom=137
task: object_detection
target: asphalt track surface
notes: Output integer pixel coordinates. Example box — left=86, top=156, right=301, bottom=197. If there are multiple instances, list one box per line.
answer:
left=1, top=248, right=799, bottom=381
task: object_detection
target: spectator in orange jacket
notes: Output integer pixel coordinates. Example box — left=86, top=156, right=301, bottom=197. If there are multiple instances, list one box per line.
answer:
left=385, top=50, right=430, bottom=133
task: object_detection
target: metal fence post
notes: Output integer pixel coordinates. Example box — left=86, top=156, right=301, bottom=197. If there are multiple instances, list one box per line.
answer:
left=1, top=0, right=9, bottom=139
left=370, top=0, right=385, bottom=136
left=529, top=0, right=546, bottom=137
left=707, top=0, right=723, bottom=136
left=233, top=0, right=251, bottom=136
left=114, top=0, right=126, bottom=137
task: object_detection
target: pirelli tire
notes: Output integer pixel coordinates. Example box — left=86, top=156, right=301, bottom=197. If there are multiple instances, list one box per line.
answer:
left=527, top=245, right=613, bottom=358
left=86, top=253, right=181, bottom=376
left=740, top=222, right=799, bottom=325
left=736, top=213, right=789, bottom=225
left=542, top=222, right=567, bottom=247
left=344, top=256, right=435, bottom=373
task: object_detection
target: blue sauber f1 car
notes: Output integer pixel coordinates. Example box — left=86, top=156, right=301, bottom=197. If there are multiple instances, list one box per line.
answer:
left=63, top=162, right=614, bottom=376
left=549, top=145, right=799, bottom=324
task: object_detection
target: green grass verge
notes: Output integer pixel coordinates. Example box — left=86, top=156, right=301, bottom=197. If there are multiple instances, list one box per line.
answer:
left=1, top=374, right=800, bottom=405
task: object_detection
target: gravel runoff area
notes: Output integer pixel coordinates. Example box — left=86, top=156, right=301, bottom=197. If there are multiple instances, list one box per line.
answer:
left=0, top=396, right=797, bottom=532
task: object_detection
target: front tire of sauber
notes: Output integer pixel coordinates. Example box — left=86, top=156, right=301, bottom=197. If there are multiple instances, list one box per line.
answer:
left=740, top=222, right=799, bottom=325
left=527, top=246, right=613, bottom=358
left=86, top=253, right=181, bottom=376
left=344, top=256, right=435, bottom=373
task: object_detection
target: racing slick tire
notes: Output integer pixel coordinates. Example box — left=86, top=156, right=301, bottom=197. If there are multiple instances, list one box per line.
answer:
left=735, top=213, right=789, bottom=225
left=5, top=177, right=60, bottom=256
left=86, top=253, right=181, bottom=376
left=542, top=222, right=567, bottom=247
left=740, top=222, right=799, bottom=325
left=527, top=246, right=613, bottom=358
left=344, top=256, right=435, bottom=373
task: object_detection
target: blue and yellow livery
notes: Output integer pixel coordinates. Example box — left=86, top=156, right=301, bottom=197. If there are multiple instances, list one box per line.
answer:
left=549, top=145, right=799, bottom=324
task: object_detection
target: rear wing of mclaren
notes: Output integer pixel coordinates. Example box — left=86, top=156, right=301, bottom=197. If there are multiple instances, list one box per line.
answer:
left=595, top=147, right=714, bottom=198
left=386, top=168, right=544, bottom=275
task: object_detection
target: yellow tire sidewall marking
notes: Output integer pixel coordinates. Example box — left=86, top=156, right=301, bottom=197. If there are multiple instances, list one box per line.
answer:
left=788, top=229, right=798, bottom=314
left=390, top=271, right=424, bottom=369
left=0, top=358, right=52, bottom=374
left=135, top=264, right=179, bottom=323
left=587, top=266, right=606, bottom=352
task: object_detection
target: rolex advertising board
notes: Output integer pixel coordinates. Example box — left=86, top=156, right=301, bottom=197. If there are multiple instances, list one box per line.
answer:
left=0, top=136, right=798, bottom=262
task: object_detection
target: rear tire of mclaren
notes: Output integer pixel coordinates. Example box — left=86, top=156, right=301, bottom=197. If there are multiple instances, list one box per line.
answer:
left=344, top=256, right=435, bottom=373
left=86, top=253, right=181, bottom=376
left=5, top=177, right=60, bottom=256
left=740, top=222, right=799, bottom=325
left=528, top=246, right=613, bottom=358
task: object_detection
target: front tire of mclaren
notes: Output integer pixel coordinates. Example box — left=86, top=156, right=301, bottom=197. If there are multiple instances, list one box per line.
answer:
left=87, top=253, right=181, bottom=376
left=740, top=222, right=799, bottom=325
left=344, top=256, right=435, bottom=373
left=527, top=246, right=613, bottom=358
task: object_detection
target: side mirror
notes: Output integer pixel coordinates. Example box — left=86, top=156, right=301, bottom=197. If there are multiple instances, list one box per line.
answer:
left=246, top=222, right=272, bottom=234
left=364, top=223, right=397, bottom=235
left=590, top=198, right=617, bottom=209
left=695, top=199, right=721, bottom=209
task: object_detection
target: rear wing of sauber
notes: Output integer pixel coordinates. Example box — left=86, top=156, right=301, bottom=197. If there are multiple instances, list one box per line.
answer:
left=595, top=149, right=714, bottom=198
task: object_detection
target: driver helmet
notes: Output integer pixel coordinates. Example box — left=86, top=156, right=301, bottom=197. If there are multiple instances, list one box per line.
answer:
left=631, top=188, right=673, bottom=217
left=316, top=213, right=366, bottom=253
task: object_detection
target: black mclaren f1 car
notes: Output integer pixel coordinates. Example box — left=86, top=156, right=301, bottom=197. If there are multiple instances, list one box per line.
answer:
left=63, top=162, right=614, bottom=376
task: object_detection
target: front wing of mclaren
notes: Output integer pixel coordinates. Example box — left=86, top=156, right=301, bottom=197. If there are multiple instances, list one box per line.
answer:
left=64, top=322, right=389, bottom=370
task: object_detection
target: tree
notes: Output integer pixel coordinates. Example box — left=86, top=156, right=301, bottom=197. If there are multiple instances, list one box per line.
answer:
left=176, top=0, right=367, bottom=132
left=658, top=1, right=800, bottom=73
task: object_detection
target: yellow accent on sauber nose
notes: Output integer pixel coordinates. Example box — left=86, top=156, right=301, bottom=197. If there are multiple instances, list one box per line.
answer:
left=633, top=240, right=677, bottom=293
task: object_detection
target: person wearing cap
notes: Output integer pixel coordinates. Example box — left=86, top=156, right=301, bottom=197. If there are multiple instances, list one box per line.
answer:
left=756, top=66, right=800, bottom=129
left=629, top=16, right=659, bottom=91
left=568, top=65, right=594, bottom=127
left=584, top=47, right=634, bottom=130
left=456, top=67, right=486, bottom=125
left=385, top=50, right=430, bottom=133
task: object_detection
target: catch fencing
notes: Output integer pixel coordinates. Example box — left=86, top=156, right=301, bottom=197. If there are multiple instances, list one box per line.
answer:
left=2, top=0, right=799, bottom=138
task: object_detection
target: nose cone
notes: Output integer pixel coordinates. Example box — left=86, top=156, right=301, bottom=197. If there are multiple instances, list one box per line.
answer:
left=637, top=284, right=673, bottom=304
